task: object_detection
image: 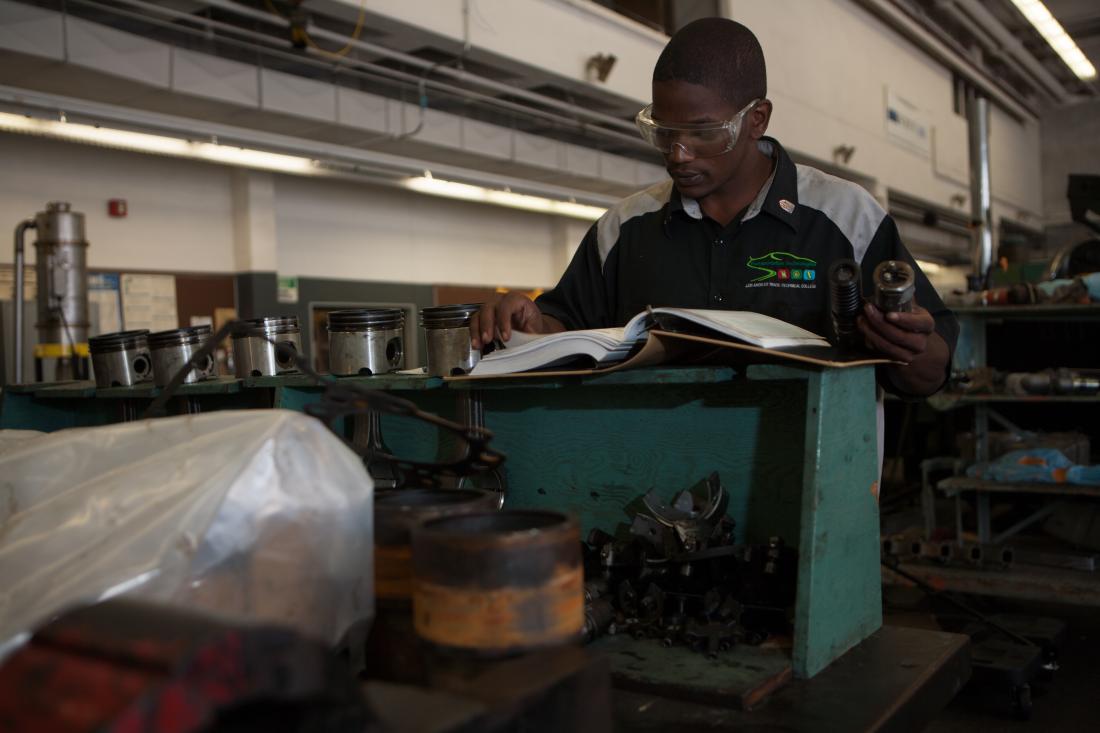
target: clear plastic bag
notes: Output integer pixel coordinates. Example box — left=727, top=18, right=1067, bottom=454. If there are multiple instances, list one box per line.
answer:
left=0, top=410, right=373, bottom=659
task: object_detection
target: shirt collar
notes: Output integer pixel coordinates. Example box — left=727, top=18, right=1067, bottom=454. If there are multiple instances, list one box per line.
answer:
left=664, top=136, right=800, bottom=233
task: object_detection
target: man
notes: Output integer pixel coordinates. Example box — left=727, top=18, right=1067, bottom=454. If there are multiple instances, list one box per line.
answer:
left=471, top=17, right=957, bottom=398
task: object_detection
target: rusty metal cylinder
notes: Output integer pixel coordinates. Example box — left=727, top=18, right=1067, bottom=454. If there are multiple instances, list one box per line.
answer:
left=366, top=488, right=498, bottom=684
left=411, top=510, right=583, bottom=657
left=374, top=488, right=499, bottom=604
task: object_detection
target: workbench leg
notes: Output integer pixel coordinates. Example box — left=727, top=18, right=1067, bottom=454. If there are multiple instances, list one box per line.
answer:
left=792, top=367, right=882, bottom=679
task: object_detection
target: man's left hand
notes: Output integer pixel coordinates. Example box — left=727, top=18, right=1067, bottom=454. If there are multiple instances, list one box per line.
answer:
left=857, top=301, right=934, bottom=362
left=858, top=299, right=950, bottom=396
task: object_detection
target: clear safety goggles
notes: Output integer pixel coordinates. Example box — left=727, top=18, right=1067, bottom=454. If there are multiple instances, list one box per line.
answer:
left=635, top=98, right=760, bottom=158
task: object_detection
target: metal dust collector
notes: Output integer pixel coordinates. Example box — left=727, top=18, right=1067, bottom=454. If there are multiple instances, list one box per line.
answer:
left=12, top=202, right=91, bottom=382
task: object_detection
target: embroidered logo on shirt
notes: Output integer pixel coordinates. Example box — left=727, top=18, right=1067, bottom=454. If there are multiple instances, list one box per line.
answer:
left=778, top=199, right=795, bottom=214
left=745, top=251, right=818, bottom=289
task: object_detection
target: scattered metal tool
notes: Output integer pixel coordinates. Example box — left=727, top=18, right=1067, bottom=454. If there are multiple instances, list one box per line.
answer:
left=581, top=473, right=796, bottom=659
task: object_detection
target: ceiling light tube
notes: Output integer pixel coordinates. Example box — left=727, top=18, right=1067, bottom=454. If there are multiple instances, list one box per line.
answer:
left=1008, top=0, right=1097, bottom=80
left=0, top=112, right=317, bottom=174
left=404, top=176, right=606, bottom=220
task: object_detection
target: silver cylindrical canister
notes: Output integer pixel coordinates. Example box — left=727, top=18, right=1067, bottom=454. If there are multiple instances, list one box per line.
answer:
left=148, top=325, right=218, bottom=386
left=88, top=330, right=152, bottom=388
left=872, top=260, right=916, bottom=313
left=420, top=304, right=481, bottom=377
left=34, top=202, right=90, bottom=353
left=328, top=308, right=406, bottom=376
left=232, top=316, right=301, bottom=377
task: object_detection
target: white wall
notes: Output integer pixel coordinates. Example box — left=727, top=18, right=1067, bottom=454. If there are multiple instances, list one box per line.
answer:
left=0, top=134, right=237, bottom=272
left=726, top=0, right=1041, bottom=219
left=0, top=132, right=575, bottom=288
left=1040, top=98, right=1100, bottom=225
left=274, top=174, right=570, bottom=288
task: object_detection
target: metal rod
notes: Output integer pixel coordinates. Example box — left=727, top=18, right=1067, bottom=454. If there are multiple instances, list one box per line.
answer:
left=881, top=559, right=1036, bottom=647
left=13, top=219, right=35, bottom=384
left=992, top=503, right=1058, bottom=545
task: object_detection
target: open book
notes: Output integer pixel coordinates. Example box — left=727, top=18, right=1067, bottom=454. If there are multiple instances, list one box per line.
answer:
left=470, top=307, right=831, bottom=376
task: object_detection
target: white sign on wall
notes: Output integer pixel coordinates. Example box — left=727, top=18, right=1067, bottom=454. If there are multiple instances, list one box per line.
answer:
left=121, top=273, right=178, bottom=332
left=885, top=88, right=932, bottom=158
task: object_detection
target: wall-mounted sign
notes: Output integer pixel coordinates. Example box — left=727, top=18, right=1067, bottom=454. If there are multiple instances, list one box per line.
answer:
left=277, top=276, right=299, bottom=304
left=885, top=88, right=932, bottom=158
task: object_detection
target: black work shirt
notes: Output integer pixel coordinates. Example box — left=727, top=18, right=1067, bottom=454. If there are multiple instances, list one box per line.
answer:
left=535, top=137, right=959, bottom=395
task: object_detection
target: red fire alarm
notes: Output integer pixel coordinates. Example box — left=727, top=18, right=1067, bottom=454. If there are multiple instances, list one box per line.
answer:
left=108, top=199, right=128, bottom=218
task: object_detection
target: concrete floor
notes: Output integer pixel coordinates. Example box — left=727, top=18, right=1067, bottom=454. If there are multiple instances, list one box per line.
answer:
left=886, top=592, right=1100, bottom=731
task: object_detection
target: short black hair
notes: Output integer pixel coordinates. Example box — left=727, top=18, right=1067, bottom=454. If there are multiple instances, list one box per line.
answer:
left=652, top=18, right=767, bottom=108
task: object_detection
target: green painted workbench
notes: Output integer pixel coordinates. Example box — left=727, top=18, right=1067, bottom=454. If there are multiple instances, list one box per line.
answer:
left=0, top=364, right=881, bottom=679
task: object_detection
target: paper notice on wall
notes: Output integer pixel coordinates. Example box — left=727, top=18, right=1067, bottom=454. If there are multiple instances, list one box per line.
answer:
left=88, top=273, right=123, bottom=336
left=885, top=87, right=932, bottom=158
left=0, top=266, right=37, bottom=301
left=121, top=273, right=178, bottom=332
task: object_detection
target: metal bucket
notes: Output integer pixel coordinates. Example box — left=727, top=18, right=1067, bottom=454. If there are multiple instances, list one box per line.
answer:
left=232, top=316, right=301, bottom=377
left=148, top=326, right=217, bottom=386
left=411, top=510, right=583, bottom=657
left=420, top=303, right=481, bottom=377
left=328, top=308, right=406, bottom=376
left=88, top=330, right=152, bottom=388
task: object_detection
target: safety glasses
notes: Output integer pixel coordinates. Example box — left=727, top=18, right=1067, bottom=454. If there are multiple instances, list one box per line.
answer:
left=635, top=98, right=760, bottom=158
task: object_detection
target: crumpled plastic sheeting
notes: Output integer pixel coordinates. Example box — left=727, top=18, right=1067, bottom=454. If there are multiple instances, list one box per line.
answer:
left=0, top=410, right=373, bottom=658
left=967, top=448, right=1100, bottom=486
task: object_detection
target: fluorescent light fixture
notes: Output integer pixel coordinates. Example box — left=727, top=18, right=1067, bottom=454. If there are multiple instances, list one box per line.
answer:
left=405, top=175, right=606, bottom=220
left=1008, top=0, right=1097, bottom=81
left=914, top=259, right=942, bottom=274
left=0, top=112, right=317, bottom=174
left=0, top=111, right=609, bottom=219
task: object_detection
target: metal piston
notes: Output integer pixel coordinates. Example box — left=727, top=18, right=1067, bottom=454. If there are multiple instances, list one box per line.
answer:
left=88, top=330, right=152, bottom=388
left=148, top=326, right=217, bottom=386
left=231, top=316, right=301, bottom=377
left=420, top=304, right=482, bottom=377
left=327, top=308, right=406, bottom=376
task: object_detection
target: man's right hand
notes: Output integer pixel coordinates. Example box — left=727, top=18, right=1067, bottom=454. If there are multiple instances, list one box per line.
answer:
left=470, top=292, right=564, bottom=349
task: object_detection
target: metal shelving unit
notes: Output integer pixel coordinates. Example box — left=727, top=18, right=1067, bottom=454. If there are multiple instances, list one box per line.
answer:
left=904, top=304, right=1100, bottom=603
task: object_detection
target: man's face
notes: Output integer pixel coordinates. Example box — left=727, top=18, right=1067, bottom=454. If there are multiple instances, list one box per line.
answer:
left=650, top=80, right=767, bottom=200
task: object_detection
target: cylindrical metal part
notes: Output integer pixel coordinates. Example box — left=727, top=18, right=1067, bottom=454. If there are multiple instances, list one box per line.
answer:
left=873, top=260, right=915, bottom=313
left=327, top=308, right=406, bottom=376
left=148, top=326, right=217, bottom=386
left=231, top=316, right=301, bottom=377
left=13, top=219, right=34, bottom=384
left=411, top=510, right=583, bottom=656
left=366, top=488, right=501, bottom=684
left=420, top=303, right=481, bottom=377
left=828, top=259, right=862, bottom=347
left=88, top=330, right=153, bottom=388
left=374, top=488, right=499, bottom=604
left=967, top=94, right=994, bottom=290
left=33, top=202, right=90, bottom=351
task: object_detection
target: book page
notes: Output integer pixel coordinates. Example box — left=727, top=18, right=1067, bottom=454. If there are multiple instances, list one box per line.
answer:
left=650, top=308, right=827, bottom=348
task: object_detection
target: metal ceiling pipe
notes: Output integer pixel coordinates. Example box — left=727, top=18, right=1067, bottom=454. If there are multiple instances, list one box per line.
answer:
left=195, top=0, right=641, bottom=135
left=86, top=0, right=648, bottom=151
left=967, top=94, right=994, bottom=289
left=851, top=0, right=1034, bottom=119
left=936, top=0, right=1071, bottom=104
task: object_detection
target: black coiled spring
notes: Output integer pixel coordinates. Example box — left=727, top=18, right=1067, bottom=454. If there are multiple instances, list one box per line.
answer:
left=829, top=259, right=862, bottom=348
